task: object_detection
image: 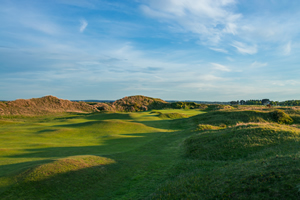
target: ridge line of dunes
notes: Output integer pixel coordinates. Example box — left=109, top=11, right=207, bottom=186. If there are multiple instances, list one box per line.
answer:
left=0, top=95, right=209, bottom=116
left=0, top=95, right=98, bottom=115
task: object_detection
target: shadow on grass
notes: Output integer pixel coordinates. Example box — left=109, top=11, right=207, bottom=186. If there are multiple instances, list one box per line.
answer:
left=4, top=132, right=164, bottom=160
left=0, top=127, right=186, bottom=199
left=134, top=110, right=274, bottom=131
left=48, top=113, right=133, bottom=124
left=0, top=158, right=122, bottom=199
left=1, top=109, right=293, bottom=199
left=132, top=117, right=194, bottom=131
left=84, top=113, right=133, bottom=120
left=189, top=110, right=274, bottom=126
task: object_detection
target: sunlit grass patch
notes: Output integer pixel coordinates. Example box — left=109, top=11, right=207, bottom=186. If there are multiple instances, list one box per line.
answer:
left=270, top=109, right=293, bottom=124
left=158, top=112, right=188, bottom=119
left=1, top=156, right=117, bottom=199
left=196, top=124, right=225, bottom=131
left=18, top=155, right=115, bottom=182
left=185, top=123, right=300, bottom=161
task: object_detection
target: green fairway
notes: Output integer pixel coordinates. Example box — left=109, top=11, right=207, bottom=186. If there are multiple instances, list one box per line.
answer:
left=0, top=108, right=300, bottom=199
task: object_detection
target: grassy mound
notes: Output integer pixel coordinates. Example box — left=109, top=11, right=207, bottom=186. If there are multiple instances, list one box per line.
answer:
left=185, top=124, right=300, bottom=161
left=149, top=155, right=300, bottom=199
left=158, top=112, right=188, bottom=119
left=18, top=155, right=115, bottom=182
left=2, top=156, right=115, bottom=199
left=191, top=110, right=270, bottom=126
left=270, top=109, right=293, bottom=124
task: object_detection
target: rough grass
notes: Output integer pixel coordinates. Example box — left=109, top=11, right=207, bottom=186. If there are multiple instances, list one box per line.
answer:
left=1, top=107, right=300, bottom=199
left=185, top=123, right=300, bottom=161
left=270, top=109, right=294, bottom=124
left=0, top=96, right=97, bottom=116
left=18, top=155, right=115, bottom=182
left=158, top=112, right=188, bottom=119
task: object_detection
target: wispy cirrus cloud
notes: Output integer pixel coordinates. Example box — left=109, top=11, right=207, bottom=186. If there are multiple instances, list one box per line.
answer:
left=209, top=47, right=228, bottom=53
left=231, top=41, right=257, bottom=55
left=140, top=0, right=241, bottom=44
left=211, top=63, right=231, bottom=72
left=283, top=41, right=291, bottom=55
left=250, top=61, right=268, bottom=68
left=79, top=19, right=88, bottom=32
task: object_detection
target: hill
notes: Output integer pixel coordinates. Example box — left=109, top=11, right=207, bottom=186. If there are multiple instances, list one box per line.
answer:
left=0, top=95, right=98, bottom=116
left=94, top=95, right=207, bottom=112
left=0, top=95, right=170, bottom=115
left=0, top=95, right=234, bottom=116
left=112, top=95, right=168, bottom=112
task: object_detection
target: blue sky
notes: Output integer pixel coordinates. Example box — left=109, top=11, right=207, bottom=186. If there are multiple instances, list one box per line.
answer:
left=1, top=0, right=300, bottom=101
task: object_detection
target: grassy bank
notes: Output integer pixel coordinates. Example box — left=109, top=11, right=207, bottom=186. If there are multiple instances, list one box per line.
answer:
left=0, top=107, right=300, bottom=199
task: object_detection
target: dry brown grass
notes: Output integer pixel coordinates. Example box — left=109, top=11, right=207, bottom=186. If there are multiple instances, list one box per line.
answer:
left=0, top=95, right=98, bottom=116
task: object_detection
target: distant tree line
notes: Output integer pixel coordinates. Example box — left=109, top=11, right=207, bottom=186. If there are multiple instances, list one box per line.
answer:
left=230, top=99, right=300, bottom=106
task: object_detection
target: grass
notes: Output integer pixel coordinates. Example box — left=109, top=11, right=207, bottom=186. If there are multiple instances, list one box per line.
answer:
left=0, top=107, right=300, bottom=199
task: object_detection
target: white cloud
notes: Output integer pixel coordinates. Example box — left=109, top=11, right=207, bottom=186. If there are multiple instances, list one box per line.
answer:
left=209, top=47, right=228, bottom=53
left=140, top=0, right=241, bottom=44
left=226, top=57, right=234, bottom=61
left=272, top=79, right=300, bottom=87
left=224, top=22, right=237, bottom=35
left=250, top=61, right=268, bottom=68
left=211, top=63, right=231, bottom=72
left=231, top=41, right=257, bottom=54
left=2, top=6, right=60, bottom=35
left=80, top=19, right=88, bottom=32
left=283, top=41, right=291, bottom=55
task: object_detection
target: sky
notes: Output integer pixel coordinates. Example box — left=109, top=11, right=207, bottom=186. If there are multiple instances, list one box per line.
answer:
left=1, top=0, right=300, bottom=101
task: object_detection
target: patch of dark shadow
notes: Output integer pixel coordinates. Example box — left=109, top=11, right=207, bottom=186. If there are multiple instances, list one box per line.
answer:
left=37, top=129, right=58, bottom=134
left=0, top=159, right=54, bottom=178
left=84, top=113, right=133, bottom=120
left=4, top=132, right=162, bottom=159
left=54, top=120, right=108, bottom=128
left=0, top=157, right=120, bottom=199
left=133, top=117, right=193, bottom=130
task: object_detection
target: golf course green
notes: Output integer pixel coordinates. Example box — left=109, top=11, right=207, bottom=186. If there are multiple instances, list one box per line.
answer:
left=1, top=107, right=300, bottom=199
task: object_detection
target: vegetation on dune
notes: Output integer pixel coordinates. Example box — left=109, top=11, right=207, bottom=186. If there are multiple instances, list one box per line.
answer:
left=111, top=95, right=168, bottom=112
left=207, top=104, right=233, bottom=110
left=1, top=98, right=300, bottom=199
left=0, top=95, right=234, bottom=116
left=185, top=123, right=300, bottom=160
left=0, top=96, right=98, bottom=116
left=169, top=101, right=207, bottom=110
left=0, top=95, right=208, bottom=116
left=270, top=109, right=294, bottom=124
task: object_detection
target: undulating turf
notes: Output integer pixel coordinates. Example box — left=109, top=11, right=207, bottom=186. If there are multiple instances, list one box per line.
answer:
left=0, top=107, right=300, bottom=199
